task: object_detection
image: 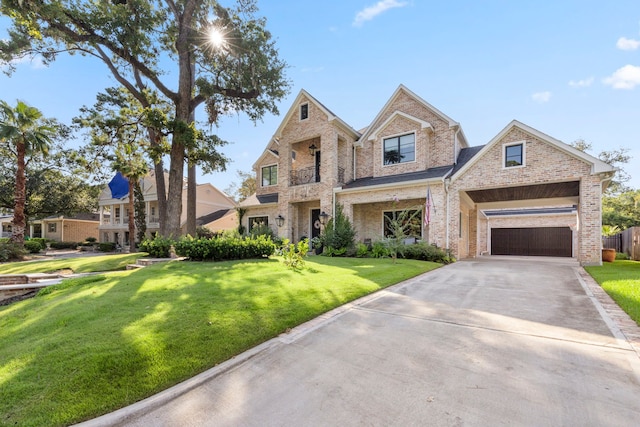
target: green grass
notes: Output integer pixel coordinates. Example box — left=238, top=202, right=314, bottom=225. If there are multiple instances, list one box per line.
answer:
left=585, top=260, right=640, bottom=325
left=0, top=257, right=440, bottom=426
left=0, top=253, right=143, bottom=274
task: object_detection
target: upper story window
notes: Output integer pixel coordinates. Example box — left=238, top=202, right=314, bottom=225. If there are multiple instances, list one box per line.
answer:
left=261, top=164, right=278, bottom=187
left=383, top=133, right=415, bottom=165
left=504, top=141, right=525, bottom=168
left=300, top=103, right=309, bottom=120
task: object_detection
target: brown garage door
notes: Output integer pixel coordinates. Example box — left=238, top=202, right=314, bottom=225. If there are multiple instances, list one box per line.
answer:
left=491, top=227, right=572, bottom=257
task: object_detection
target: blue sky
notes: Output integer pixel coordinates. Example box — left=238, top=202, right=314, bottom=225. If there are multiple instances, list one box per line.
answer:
left=1, top=0, right=639, bottom=193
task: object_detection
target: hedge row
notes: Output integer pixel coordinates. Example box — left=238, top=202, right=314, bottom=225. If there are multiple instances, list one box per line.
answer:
left=174, top=235, right=276, bottom=261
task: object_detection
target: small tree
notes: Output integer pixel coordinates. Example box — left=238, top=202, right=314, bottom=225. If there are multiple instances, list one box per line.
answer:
left=317, top=204, right=356, bottom=256
left=384, top=207, right=422, bottom=263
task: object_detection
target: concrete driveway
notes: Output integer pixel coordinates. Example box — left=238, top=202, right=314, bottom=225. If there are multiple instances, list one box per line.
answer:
left=86, top=257, right=640, bottom=426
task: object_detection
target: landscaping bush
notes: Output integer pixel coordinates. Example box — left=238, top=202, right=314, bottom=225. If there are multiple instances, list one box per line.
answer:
left=401, top=242, right=454, bottom=264
left=139, top=234, right=175, bottom=258
left=195, top=226, right=216, bottom=239
left=0, top=241, right=27, bottom=262
left=24, top=240, right=43, bottom=253
left=356, top=243, right=370, bottom=258
left=85, top=237, right=97, bottom=243
left=30, top=238, right=48, bottom=251
left=371, top=240, right=389, bottom=258
left=49, top=241, right=79, bottom=250
left=175, top=235, right=276, bottom=261
left=280, top=238, right=309, bottom=269
left=317, top=203, right=356, bottom=256
left=98, top=242, right=116, bottom=252
left=616, top=252, right=630, bottom=260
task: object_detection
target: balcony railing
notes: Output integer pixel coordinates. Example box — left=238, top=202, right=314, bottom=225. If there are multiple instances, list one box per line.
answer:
left=289, top=167, right=345, bottom=186
left=148, top=216, right=160, bottom=224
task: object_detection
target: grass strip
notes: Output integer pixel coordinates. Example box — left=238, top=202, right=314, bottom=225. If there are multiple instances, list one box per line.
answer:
left=0, top=253, right=142, bottom=274
left=0, top=257, right=439, bottom=426
left=585, top=260, right=640, bottom=325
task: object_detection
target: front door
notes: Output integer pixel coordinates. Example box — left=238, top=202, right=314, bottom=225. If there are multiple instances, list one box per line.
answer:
left=311, top=209, right=321, bottom=247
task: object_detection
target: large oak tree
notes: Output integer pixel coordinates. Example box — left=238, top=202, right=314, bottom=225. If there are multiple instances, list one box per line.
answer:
left=1, top=0, right=289, bottom=237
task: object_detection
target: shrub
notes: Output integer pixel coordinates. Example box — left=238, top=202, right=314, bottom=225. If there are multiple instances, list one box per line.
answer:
left=317, top=203, right=356, bottom=256
left=371, top=240, right=389, bottom=258
left=85, top=237, right=97, bottom=243
left=139, top=234, right=175, bottom=258
left=24, top=240, right=42, bottom=253
left=98, top=242, right=116, bottom=252
left=30, top=238, right=48, bottom=251
left=401, top=242, right=454, bottom=264
left=0, top=242, right=27, bottom=262
left=280, top=238, right=309, bottom=269
left=616, top=252, right=630, bottom=260
left=195, top=226, right=216, bottom=239
left=249, top=222, right=275, bottom=239
left=356, top=243, right=370, bottom=258
left=174, top=234, right=276, bottom=261
left=49, top=241, right=78, bottom=250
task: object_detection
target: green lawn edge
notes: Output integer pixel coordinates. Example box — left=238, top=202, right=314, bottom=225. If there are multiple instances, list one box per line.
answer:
left=0, top=256, right=440, bottom=427
left=585, top=260, right=640, bottom=325
left=0, top=253, right=143, bottom=274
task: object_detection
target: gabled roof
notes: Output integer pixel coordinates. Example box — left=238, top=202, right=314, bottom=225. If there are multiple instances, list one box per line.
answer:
left=340, top=166, right=452, bottom=192
left=451, top=120, right=616, bottom=181
left=358, top=84, right=469, bottom=147
left=273, top=89, right=361, bottom=140
left=451, top=145, right=485, bottom=175
left=252, top=89, right=360, bottom=170
left=367, top=111, right=434, bottom=141
left=252, top=148, right=279, bottom=170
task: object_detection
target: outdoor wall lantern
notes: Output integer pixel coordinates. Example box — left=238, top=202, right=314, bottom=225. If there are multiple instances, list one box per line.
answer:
left=275, top=214, right=285, bottom=227
left=318, top=211, right=330, bottom=226
left=308, top=143, right=318, bottom=156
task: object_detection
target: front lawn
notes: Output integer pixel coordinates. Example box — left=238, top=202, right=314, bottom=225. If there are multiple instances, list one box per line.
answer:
left=585, top=260, right=640, bottom=325
left=0, top=257, right=440, bottom=427
left=0, top=253, right=142, bottom=274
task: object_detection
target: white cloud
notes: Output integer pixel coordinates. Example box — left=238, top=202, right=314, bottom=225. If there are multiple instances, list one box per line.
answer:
left=568, top=77, right=594, bottom=88
left=0, top=54, right=45, bottom=71
left=616, top=37, right=640, bottom=51
left=353, top=0, right=408, bottom=28
left=531, top=91, right=552, bottom=103
left=603, top=64, right=640, bottom=89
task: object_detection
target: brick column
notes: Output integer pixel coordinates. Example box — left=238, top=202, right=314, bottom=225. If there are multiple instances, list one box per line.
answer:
left=578, top=176, right=603, bottom=265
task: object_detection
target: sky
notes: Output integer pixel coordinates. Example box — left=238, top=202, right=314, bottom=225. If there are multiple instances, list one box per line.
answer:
left=1, top=0, right=639, bottom=194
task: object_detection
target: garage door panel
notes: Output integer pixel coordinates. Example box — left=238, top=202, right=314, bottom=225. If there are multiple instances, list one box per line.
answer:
left=491, top=227, right=572, bottom=257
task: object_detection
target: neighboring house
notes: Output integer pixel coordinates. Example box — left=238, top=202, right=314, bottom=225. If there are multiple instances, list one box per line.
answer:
left=240, top=85, right=615, bottom=265
left=0, top=215, right=12, bottom=238
left=38, top=213, right=100, bottom=242
left=98, top=171, right=237, bottom=245
left=1, top=213, right=99, bottom=242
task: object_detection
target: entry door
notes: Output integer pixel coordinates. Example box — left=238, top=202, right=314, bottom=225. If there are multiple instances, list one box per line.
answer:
left=315, top=151, right=321, bottom=182
left=311, top=209, right=321, bottom=244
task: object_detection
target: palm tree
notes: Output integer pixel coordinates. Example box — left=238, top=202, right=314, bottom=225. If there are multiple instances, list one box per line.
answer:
left=0, top=100, right=56, bottom=245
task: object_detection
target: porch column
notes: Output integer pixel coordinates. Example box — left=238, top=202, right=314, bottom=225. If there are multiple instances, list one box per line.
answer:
left=578, top=176, right=603, bottom=265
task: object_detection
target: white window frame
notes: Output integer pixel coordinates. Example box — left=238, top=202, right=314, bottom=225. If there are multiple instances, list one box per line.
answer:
left=503, top=141, right=526, bottom=169
left=382, top=132, right=417, bottom=167
left=300, top=103, right=309, bottom=121
left=261, top=164, right=278, bottom=187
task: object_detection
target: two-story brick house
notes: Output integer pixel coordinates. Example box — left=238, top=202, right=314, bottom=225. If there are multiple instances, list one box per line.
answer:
left=240, top=85, right=614, bottom=265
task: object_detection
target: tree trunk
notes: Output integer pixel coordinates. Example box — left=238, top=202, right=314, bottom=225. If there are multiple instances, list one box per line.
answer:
left=128, top=179, right=136, bottom=252
left=187, top=163, right=196, bottom=236
left=10, top=141, right=26, bottom=245
left=164, top=0, right=194, bottom=238
left=148, top=127, right=167, bottom=236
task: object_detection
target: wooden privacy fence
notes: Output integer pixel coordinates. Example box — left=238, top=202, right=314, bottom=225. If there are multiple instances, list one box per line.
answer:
left=603, top=226, right=640, bottom=261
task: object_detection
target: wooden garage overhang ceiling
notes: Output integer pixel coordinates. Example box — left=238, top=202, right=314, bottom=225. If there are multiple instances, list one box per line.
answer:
left=465, top=181, right=580, bottom=204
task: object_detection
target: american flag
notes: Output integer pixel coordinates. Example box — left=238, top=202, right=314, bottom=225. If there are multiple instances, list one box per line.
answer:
left=425, top=186, right=432, bottom=226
